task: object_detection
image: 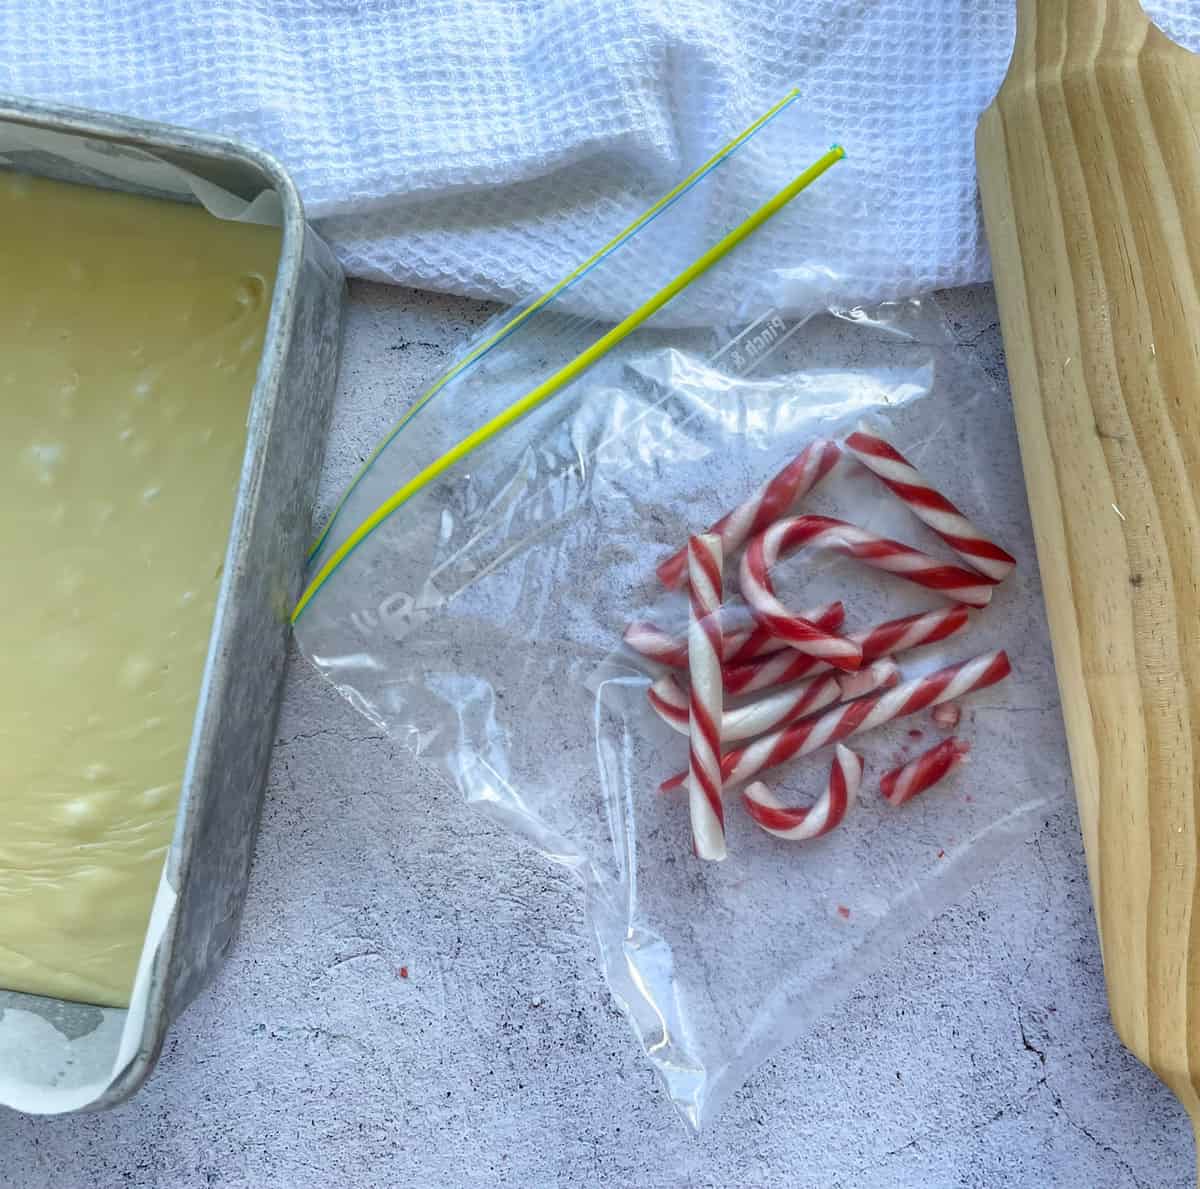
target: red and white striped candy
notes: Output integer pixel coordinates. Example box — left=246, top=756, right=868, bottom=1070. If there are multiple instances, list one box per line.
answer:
left=722, top=639, right=825, bottom=692
left=625, top=601, right=844, bottom=670
left=723, top=622, right=789, bottom=667
left=736, top=520, right=877, bottom=673
left=846, top=430, right=1016, bottom=582
left=740, top=518, right=994, bottom=668
left=625, top=616, right=740, bottom=669
left=647, top=673, right=692, bottom=731
left=720, top=599, right=847, bottom=666
left=660, top=650, right=1010, bottom=793
left=649, top=670, right=841, bottom=741
left=686, top=534, right=726, bottom=861
left=650, top=658, right=896, bottom=742
left=657, top=439, right=841, bottom=589
left=724, top=669, right=852, bottom=740
left=881, top=737, right=971, bottom=806
left=849, top=603, right=973, bottom=661
left=742, top=744, right=863, bottom=841
left=723, top=605, right=968, bottom=696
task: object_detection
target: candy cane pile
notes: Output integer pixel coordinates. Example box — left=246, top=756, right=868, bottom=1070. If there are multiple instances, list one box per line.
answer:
left=624, top=429, right=1016, bottom=861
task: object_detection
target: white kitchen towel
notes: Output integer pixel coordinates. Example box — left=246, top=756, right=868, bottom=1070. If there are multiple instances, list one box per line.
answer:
left=2, top=1, right=1197, bottom=320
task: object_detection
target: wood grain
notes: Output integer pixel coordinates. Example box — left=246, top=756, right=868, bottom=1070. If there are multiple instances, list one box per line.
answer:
left=977, top=0, right=1200, bottom=1148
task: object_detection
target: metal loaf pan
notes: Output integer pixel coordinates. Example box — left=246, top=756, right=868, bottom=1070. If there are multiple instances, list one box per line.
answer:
left=0, top=96, right=345, bottom=1109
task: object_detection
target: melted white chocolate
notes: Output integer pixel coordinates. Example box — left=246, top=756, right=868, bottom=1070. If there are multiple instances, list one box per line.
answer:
left=0, top=173, right=280, bottom=1007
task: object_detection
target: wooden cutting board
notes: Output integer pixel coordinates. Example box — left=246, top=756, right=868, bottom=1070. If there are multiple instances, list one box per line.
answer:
left=976, top=0, right=1200, bottom=1157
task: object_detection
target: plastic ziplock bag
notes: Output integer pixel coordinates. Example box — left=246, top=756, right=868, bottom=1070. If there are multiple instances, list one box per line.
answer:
left=295, top=288, right=1060, bottom=1128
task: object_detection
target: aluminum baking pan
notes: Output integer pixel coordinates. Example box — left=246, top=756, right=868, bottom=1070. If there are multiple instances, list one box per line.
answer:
left=0, top=95, right=344, bottom=1111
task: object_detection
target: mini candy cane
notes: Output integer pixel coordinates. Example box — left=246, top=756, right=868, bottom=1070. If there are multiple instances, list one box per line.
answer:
left=686, top=534, right=726, bottom=861
left=660, top=650, right=1010, bottom=792
left=739, top=519, right=995, bottom=673
left=724, top=605, right=968, bottom=696
left=625, top=617, right=738, bottom=668
left=721, top=599, right=851, bottom=666
left=850, top=603, right=972, bottom=660
left=625, top=601, right=844, bottom=669
left=845, top=430, right=1016, bottom=582
left=742, top=744, right=863, bottom=841
left=723, top=622, right=788, bottom=667
left=649, top=659, right=896, bottom=741
left=881, top=737, right=971, bottom=806
left=656, top=439, right=841, bottom=589
left=649, top=670, right=841, bottom=741
left=647, top=673, right=693, bottom=731
left=723, top=669, right=866, bottom=740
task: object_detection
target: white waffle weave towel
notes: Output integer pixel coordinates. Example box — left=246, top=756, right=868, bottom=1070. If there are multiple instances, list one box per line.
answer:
left=3, top=1, right=1196, bottom=318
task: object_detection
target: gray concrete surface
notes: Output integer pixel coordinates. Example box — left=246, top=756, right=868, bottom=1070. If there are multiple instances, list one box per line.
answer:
left=1, top=283, right=1194, bottom=1188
